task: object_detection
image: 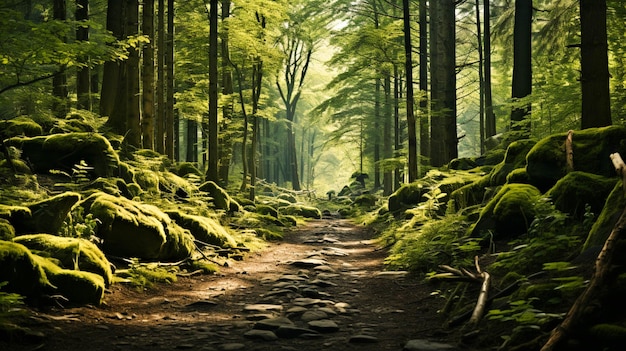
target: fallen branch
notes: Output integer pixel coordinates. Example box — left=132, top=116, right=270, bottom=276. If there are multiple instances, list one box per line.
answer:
left=469, top=256, right=491, bottom=325
left=541, top=153, right=626, bottom=351
left=565, top=130, right=574, bottom=172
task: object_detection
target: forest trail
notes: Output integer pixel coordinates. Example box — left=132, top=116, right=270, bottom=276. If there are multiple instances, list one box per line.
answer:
left=3, top=219, right=459, bottom=351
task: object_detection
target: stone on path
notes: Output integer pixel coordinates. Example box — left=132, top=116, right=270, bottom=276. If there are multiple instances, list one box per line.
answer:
left=403, top=339, right=457, bottom=351
left=243, top=304, right=283, bottom=313
left=301, top=310, right=328, bottom=322
left=307, top=319, right=340, bottom=333
left=289, top=258, right=328, bottom=268
left=220, top=343, right=246, bottom=351
left=349, top=335, right=379, bottom=344
left=375, top=271, right=409, bottom=279
left=275, top=325, right=320, bottom=339
left=244, top=329, right=278, bottom=341
left=254, top=317, right=294, bottom=330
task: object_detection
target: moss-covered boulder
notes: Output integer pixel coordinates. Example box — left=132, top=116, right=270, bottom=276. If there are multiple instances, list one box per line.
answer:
left=0, top=219, right=15, bottom=241
left=470, top=183, right=542, bottom=238
left=280, top=205, right=322, bottom=219
left=81, top=193, right=194, bottom=260
left=134, top=168, right=160, bottom=194
left=489, top=139, right=536, bottom=186
left=166, top=210, right=237, bottom=248
left=546, top=172, right=616, bottom=219
left=13, top=234, right=113, bottom=286
left=158, top=171, right=196, bottom=198
left=5, top=133, right=120, bottom=178
left=255, top=205, right=279, bottom=218
left=32, top=255, right=104, bottom=305
left=0, top=204, right=31, bottom=232
left=354, top=194, right=377, bottom=207
left=277, top=193, right=298, bottom=204
left=0, top=241, right=50, bottom=298
left=388, top=183, right=427, bottom=212
left=0, top=117, right=43, bottom=138
left=174, top=162, right=203, bottom=178
left=198, top=181, right=241, bottom=212
left=20, top=192, right=81, bottom=234
left=583, top=182, right=626, bottom=251
left=526, top=126, right=626, bottom=192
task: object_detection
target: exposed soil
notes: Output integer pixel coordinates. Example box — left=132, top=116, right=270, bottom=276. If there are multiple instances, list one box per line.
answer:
left=2, top=219, right=465, bottom=351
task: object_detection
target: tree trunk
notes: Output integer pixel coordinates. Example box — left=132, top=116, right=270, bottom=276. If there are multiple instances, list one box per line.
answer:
left=219, top=0, right=233, bottom=186
left=52, top=0, right=68, bottom=118
left=393, top=64, right=402, bottom=190
left=374, top=76, right=381, bottom=190
left=206, top=0, right=219, bottom=181
left=430, top=0, right=457, bottom=167
left=156, top=0, right=166, bottom=154
left=383, top=72, right=393, bottom=196
left=580, top=0, right=611, bottom=128
left=76, top=0, right=91, bottom=111
left=484, top=0, right=497, bottom=138
left=186, top=119, right=198, bottom=162
left=419, top=0, right=429, bottom=173
left=475, top=0, right=485, bottom=153
left=125, top=0, right=141, bottom=148
left=403, top=0, right=418, bottom=182
left=510, top=0, right=532, bottom=137
left=142, top=0, right=155, bottom=150
left=165, top=0, right=175, bottom=159
left=102, top=0, right=125, bottom=132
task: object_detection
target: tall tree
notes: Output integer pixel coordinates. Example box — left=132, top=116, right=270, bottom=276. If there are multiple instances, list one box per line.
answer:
left=142, top=0, right=156, bottom=149
left=76, top=0, right=91, bottom=111
left=126, top=0, right=141, bottom=147
left=165, top=0, right=175, bottom=158
left=510, top=0, right=532, bottom=137
left=403, top=0, right=418, bottom=182
left=219, top=0, right=234, bottom=186
left=156, top=0, right=166, bottom=154
left=430, top=0, right=457, bottom=167
left=52, top=0, right=68, bottom=118
left=101, top=0, right=126, bottom=132
left=418, top=0, right=429, bottom=172
left=484, top=0, right=496, bottom=138
left=206, top=0, right=219, bottom=182
left=580, top=0, right=611, bottom=128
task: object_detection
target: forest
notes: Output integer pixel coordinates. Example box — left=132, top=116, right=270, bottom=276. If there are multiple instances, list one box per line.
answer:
left=2, top=0, right=626, bottom=350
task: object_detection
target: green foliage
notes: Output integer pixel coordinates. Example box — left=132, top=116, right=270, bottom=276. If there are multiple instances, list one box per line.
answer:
left=487, top=298, right=564, bottom=327
left=0, top=281, right=26, bottom=334
left=117, top=259, right=178, bottom=291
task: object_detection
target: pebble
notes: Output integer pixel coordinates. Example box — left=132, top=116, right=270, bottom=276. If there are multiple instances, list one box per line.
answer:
left=243, top=329, right=278, bottom=341
left=349, top=335, right=379, bottom=344
left=403, top=339, right=458, bottom=350
left=220, top=343, right=246, bottom=351
left=300, top=310, right=328, bottom=321
left=307, top=319, right=340, bottom=333
left=243, top=304, right=283, bottom=312
left=274, top=325, right=320, bottom=338
left=254, top=317, right=294, bottom=330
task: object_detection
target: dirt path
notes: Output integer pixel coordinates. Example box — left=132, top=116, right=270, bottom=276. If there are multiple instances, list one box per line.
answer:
left=3, top=219, right=457, bottom=351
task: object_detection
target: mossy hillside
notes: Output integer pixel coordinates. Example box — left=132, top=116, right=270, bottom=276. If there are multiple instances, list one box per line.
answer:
left=546, top=172, right=616, bottom=219
left=32, top=255, right=104, bottom=305
left=166, top=210, right=238, bottom=248
left=81, top=192, right=192, bottom=260
left=526, top=126, right=626, bottom=192
left=12, top=234, right=113, bottom=286
left=583, top=182, right=626, bottom=251
left=0, top=241, right=50, bottom=298
left=0, top=117, right=43, bottom=138
left=470, top=183, right=542, bottom=239
left=5, top=132, right=120, bottom=178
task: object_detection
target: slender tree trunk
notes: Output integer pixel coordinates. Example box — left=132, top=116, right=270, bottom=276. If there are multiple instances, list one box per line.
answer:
left=403, top=0, right=418, bottom=182
left=165, top=0, right=175, bottom=159
left=219, top=0, right=233, bottom=185
left=419, top=0, right=429, bottom=173
left=476, top=0, right=485, bottom=154
left=142, top=0, right=155, bottom=150
left=430, top=0, right=457, bottom=167
left=76, top=0, right=91, bottom=111
left=580, top=0, right=611, bottom=128
left=383, top=72, right=393, bottom=196
left=156, top=0, right=166, bottom=153
left=206, top=0, right=219, bottom=181
left=484, top=0, right=496, bottom=138
left=186, top=119, right=198, bottom=162
left=374, top=76, right=381, bottom=189
left=125, top=0, right=141, bottom=148
left=101, top=1, right=124, bottom=124
left=510, top=0, right=532, bottom=137
left=394, top=64, right=402, bottom=190
left=52, top=0, right=68, bottom=118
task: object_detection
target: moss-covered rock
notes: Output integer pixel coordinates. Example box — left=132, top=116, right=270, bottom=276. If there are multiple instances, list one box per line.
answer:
left=5, top=133, right=120, bottom=178
left=158, top=171, right=196, bottom=198
left=526, top=126, right=626, bottom=192
left=0, top=219, right=16, bottom=241
left=277, top=193, right=298, bottom=204
left=587, top=324, right=626, bottom=347
left=13, top=234, right=113, bottom=286
left=81, top=193, right=193, bottom=260
left=448, top=175, right=491, bottom=212
left=198, top=181, right=241, bottom=212
left=166, top=211, right=237, bottom=248
left=546, top=172, right=616, bottom=219
left=354, top=194, right=377, bottom=207
left=255, top=205, right=279, bottom=218
left=0, top=241, right=50, bottom=298
left=388, top=183, right=427, bottom=212
left=470, top=183, right=542, bottom=238
left=583, top=182, right=626, bottom=251
left=174, top=162, right=203, bottom=178
left=0, top=204, right=32, bottom=233
left=280, top=205, right=322, bottom=219
left=20, top=192, right=81, bottom=234
left=32, top=255, right=104, bottom=305
left=0, top=117, right=43, bottom=138
left=134, top=168, right=160, bottom=194
left=0, top=159, right=31, bottom=174
left=489, top=139, right=536, bottom=186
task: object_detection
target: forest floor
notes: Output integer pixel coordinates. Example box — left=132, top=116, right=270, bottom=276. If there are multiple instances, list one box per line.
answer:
left=2, top=219, right=471, bottom=351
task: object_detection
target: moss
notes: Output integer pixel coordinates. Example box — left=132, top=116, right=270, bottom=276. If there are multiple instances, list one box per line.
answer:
left=198, top=181, right=231, bottom=211
left=527, top=126, right=626, bottom=191
left=117, top=161, right=136, bottom=184
left=0, top=159, right=31, bottom=174
left=0, top=241, right=50, bottom=298
left=23, top=192, right=81, bottom=234
left=0, top=205, right=32, bottom=234
left=0, top=117, right=43, bottom=138
left=388, top=183, right=426, bottom=212
left=166, top=210, right=237, bottom=248
left=354, top=194, right=377, bottom=207
left=474, top=148, right=506, bottom=166
left=158, top=171, right=196, bottom=198
left=174, top=162, right=203, bottom=178
left=32, top=255, right=104, bottom=305
left=280, top=205, right=322, bottom=219
left=449, top=175, right=491, bottom=212
left=50, top=118, right=95, bottom=133
left=489, top=139, right=536, bottom=186
left=506, top=168, right=529, bottom=184
left=470, top=183, right=542, bottom=239
left=159, top=223, right=195, bottom=261
left=546, top=172, right=616, bottom=219
left=13, top=234, right=113, bottom=286
left=254, top=228, right=283, bottom=240
left=256, top=204, right=279, bottom=218
left=0, top=219, right=15, bottom=241
left=277, top=193, right=298, bottom=204
left=588, top=324, right=626, bottom=344
left=583, top=182, right=626, bottom=251
left=5, top=133, right=120, bottom=178
left=134, top=169, right=160, bottom=194
left=280, top=215, right=297, bottom=227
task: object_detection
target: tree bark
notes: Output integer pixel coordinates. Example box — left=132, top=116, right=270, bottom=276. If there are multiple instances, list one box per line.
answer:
left=484, top=0, right=497, bottom=138
left=125, top=0, right=141, bottom=148
left=383, top=72, right=393, bottom=196
left=219, top=0, right=233, bottom=186
left=52, top=0, right=68, bottom=118
left=510, top=0, right=532, bottom=137
left=419, top=0, right=429, bottom=174
left=580, top=0, right=611, bottom=128
left=76, top=0, right=91, bottom=111
left=101, top=0, right=125, bottom=132
left=156, top=0, right=166, bottom=154
left=165, top=0, right=175, bottom=159
left=403, top=0, right=418, bottom=182
left=142, top=0, right=155, bottom=150
left=206, top=0, right=219, bottom=181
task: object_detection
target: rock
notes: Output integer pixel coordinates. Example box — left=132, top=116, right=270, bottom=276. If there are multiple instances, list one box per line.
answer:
left=292, top=297, right=326, bottom=307
left=243, top=329, right=278, bottom=341
left=0, top=241, right=50, bottom=299
left=349, top=335, right=379, bottom=344
left=403, top=339, right=457, bottom=351
left=0, top=116, right=43, bottom=138
left=280, top=205, right=322, bottom=219
left=198, top=181, right=241, bottom=212
left=22, top=192, right=81, bottom=234
left=165, top=210, right=238, bottom=248
left=243, top=304, right=283, bottom=313
left=13, top=234, right=113, bottom=286
left=0, top=218, right=15, bottom=241
left=289, top=258, right=327, bottom=268
left=220, top=343, right=246, bottom=351
left=254, top=317, right=294, bottom=330
left=277, top=274, right=307, bottom=282
left=307, top=319, right=339, bottom=333
left=301, top=310, right=328, bottom=322
left=310, top=279, right=337, bottom=287
left=374, top=271, right=409, bottom=279
left=33, top=255, right=105, bottom=305
left=275, top=325, right=319, bottom=339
